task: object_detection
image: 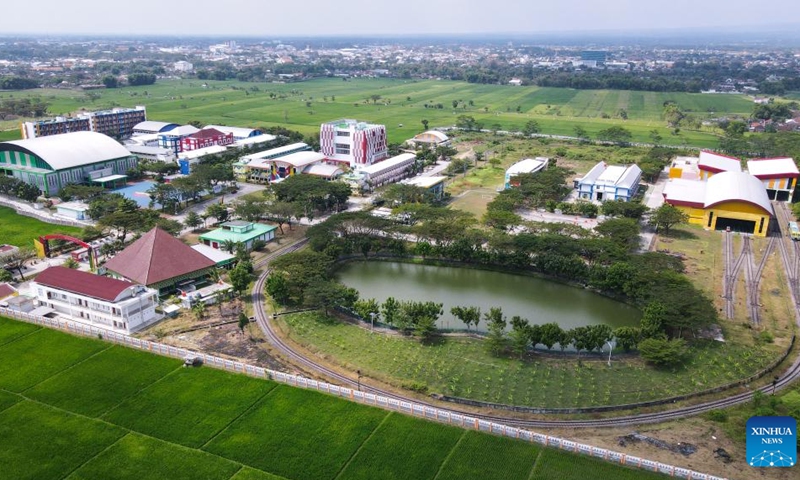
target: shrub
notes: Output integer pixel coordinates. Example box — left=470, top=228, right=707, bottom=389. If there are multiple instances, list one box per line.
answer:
left=251, top=239, right=267, bottom=251
left=758, top=330, right=774, bottom=344
left=638, top=337, right=689, bottom=367
left=707, top=410, right=728, bottom=422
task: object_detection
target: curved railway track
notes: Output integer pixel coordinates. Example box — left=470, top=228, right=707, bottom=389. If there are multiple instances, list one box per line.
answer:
left=252, top=237, right=800, bottom=428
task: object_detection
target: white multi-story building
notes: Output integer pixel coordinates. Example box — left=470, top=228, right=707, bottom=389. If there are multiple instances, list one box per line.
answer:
left=575, top=162, right=642, bottom=202
left=320, top=119, right=388, bottom=167
left=174, top=61, right=194, bottom=72
left=359, top=153, right=416, bottom=188
left=32, top=266, right=159, bottom=334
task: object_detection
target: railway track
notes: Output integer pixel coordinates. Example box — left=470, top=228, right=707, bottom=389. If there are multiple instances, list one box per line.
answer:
left=722, top=232, right=748, bottom=319
left=743, top=235, right=776, bottom=326
left=250, top=237, right=800, bottom=429
left=774, top=202, right=800, bottom=320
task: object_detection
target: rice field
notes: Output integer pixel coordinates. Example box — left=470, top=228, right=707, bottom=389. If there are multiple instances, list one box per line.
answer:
left=0, top=78, right=753, bottom=147
left=0, top=315, right=669, bottom=479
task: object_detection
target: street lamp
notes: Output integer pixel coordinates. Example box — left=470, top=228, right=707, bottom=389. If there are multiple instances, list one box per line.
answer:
left=357, top=369, right=362, bottom=392
left=369, top=312, right=377, bottom=332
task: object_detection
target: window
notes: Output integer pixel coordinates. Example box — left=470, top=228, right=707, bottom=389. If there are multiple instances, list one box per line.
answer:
left=336, top=131, right=350, bottom=137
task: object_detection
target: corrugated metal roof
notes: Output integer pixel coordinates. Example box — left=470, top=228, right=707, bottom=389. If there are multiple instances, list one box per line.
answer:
left=746, top=157, right=799, bottom=178
left=705, top=171, right=773, bottom=215
left=698, top=151, right=742, bottom=173
left=1, top=131, right=133, bottom=171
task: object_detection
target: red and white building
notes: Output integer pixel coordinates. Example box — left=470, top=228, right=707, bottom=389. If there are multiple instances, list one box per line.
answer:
left=180, top=127, right=234, bottom=152
left=320, top=119, right=388, bottom=167
left=31, top=266, right=159, bottom=334
left=697, top=150, right=742, bottom=180
left=746, top=157, right=799, bottom=201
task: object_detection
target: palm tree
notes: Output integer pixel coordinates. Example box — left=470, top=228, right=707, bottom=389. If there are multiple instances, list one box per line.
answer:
left=192, top=302, right=206, bottom=321
left=222, top=239, right=237, bottom=253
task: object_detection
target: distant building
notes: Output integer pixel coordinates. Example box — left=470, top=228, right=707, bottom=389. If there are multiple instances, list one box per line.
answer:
left=505, top=157, right=549, bottom=189
left=126, top=145, right=177, bottom=164
left=22, top=106, right=147, bottom=139
left=243, top=150, right=324, bottom=183
left=355, top=153, right=417, bottom=190
left=177, top=145, right=229, bottom=174
left=158, top=125, right=200, bottom=155
left=0, top=131, right=138, bottom=195
left=133, top=121, right=179, bottom=135
left=55, top=201, right=91, bottom=221
left=32, top=266, right=159, bottom=334
left=180, top=127, right=234, bottom=152
left=320, top=119, right=388, bottom=167
left=205, top=125, right=262, bottom=141
left=200, top=221, right=277, bottom=251
left=233, top=142, right=311, bottom=181
left=408, top=130, right=450, bottom=148
left=508, top=78, right=523, bottom=86
left=400, top=175, right=447, bottom=201
left=663, top=171, right=773, bottom=237
left=173, top=60, right=194, bottom=72
left=746, top=157, right=799, bottom=201
left=575, top=162, right=642, bottom=202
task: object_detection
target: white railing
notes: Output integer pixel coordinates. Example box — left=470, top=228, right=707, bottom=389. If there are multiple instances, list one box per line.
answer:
left=0, top=307, right=728, bottom=480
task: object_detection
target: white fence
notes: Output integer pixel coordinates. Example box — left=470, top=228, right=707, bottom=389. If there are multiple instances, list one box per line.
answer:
left=0, top=307, right=728, bottom=480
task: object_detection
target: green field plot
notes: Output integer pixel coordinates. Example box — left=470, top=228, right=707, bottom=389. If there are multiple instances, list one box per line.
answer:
left=27, top=345, right=180, bottom=417
left=0, top=314, right=41, bottom=346
left=0, top=401, right=125, bottom=480
left=0, top=328, right=109, bottom=392
left=530, top=449, right=668, bottom=480
left=0, top=79, right=752, bottom=148
left=0, top=389, right=21, bottom=412
left=279, top=311, right=778, bottom=408
left=337, top=413, right=463, bottom=480
left=68, top=433, right=241, bottom=480
left=103, top=367, right=277, bottom=448
left=204, top=385, right=388, bottom=480
left=229, top=468, right=287, bottom=480
left=436, top=430, right=540, bottom=480
left=0, top=206, right=83, bottom=248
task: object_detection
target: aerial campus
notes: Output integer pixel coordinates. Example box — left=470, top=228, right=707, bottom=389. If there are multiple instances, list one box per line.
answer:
left=1, top=7, right=800, bottom=480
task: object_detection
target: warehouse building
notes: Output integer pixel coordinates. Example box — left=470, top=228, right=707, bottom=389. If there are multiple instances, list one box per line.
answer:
left=133, top=121, right=179, bottom=135
left=697, top=150, right=741, bottom=180
left=0, top=131, right=138, bottom=195
left=408, top=130, right=450, bottom=148
left=246, top=151, right=327, bottom=183
left=663, top=171, right=773, bottom=237
left=505, top=157, right=549, bottom=189
left=205, top=125, right=262, bottom=141
left=746, top=157, right=798, bottom=201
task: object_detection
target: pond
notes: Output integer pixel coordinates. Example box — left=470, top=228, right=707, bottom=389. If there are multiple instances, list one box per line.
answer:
left=337, top=261, right=641, bottom=332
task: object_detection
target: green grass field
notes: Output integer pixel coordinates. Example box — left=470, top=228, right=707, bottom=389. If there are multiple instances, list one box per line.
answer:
left=278, top=311, right=778, bottom=409
left=0, top=78, right=754, bottom=148
left=0, top=206, right=83, bottom=248
left=0, top=315, right=671, bottom=479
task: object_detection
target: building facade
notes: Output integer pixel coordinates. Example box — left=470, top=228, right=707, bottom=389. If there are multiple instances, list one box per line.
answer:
left=180, top=128, right=234, bottom=152
left=32, top=266, right=159, bottom=334
left=746, top=157, right=798, bottom=201
left=0, top=131, right=138, bottom=195
left=22, top=106, right=147, bottom=139
left=576, top=162, right=642, bottom=202
left=320, top=119, right=388, bottom=167
left=158, top=125, right=200, bottom=155
left=233, top=142, right=311, bottom=181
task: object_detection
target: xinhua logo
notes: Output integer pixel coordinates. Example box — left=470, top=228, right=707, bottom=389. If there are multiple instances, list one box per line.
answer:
left=746, top=416, right=796, bottom=468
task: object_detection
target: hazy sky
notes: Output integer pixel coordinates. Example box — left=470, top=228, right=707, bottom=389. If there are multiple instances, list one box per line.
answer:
left=5, top=0, right=799, bottom=37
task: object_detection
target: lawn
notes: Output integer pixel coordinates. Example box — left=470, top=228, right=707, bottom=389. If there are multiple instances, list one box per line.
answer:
left=103, top=366, right=277, bottom=448
left=0, top=314, right=672, bottom=480
left=0, top=78, right=751, bottom=148
left=278, top=311, right=778, bottom=408
left=0, top=205, right=83, bottom=248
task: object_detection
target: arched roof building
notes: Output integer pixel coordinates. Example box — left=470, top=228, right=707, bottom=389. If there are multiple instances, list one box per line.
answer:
left=0, top=131, right=138, bottom=195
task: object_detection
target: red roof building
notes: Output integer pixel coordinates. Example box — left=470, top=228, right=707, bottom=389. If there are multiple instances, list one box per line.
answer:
left=0, top=283, right=17, bottom=301
left=180, top=127, right=234, bottom=152
left=34, top=266, right=136, bottom=302
left=104, top=228, right=215, bottom=293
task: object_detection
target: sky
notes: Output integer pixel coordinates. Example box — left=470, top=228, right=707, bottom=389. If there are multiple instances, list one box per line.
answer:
left=4, top=0, right=799, bottom=37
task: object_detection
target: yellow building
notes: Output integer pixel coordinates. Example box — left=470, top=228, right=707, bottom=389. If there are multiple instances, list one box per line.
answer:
left=746, top=157, right=798, bottom=201
left=663, top=171, right=773, bottom=237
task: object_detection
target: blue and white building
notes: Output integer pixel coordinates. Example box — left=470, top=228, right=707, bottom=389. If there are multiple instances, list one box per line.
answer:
left=575, top=162, right=642, bottom=202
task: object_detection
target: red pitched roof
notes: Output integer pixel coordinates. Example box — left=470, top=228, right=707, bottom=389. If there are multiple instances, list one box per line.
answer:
left=35, top=267, right=134, bottom=302
left=0, top=283, right=16, bottom=300
left=104, top=228, right=214, bottom=286
left=188, top=128, right=226, bottom=140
